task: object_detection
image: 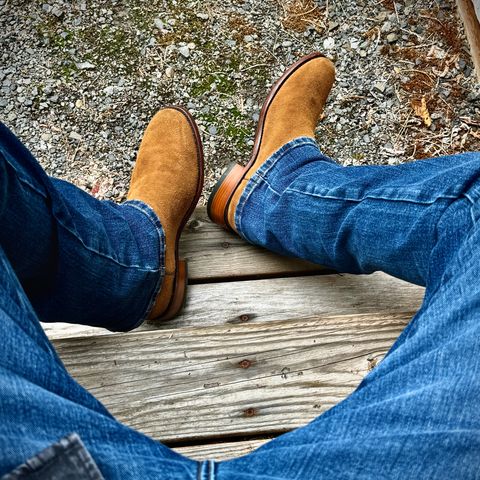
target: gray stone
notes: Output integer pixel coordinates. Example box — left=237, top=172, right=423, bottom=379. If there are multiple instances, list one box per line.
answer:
left=51, top=7, right=63, bottom=17
left=69, top=131, right=82, bottom=141
left=154, top=18, right=166, bottom=30
left=178, top=46, right=190, bottom=58
left=76, top=61, right=95, bottom=70
left=386, top=33, right=398, bottom=43
left=323, top=37, right=335, bottom=49
left=381, top=21, right=393, bottom=33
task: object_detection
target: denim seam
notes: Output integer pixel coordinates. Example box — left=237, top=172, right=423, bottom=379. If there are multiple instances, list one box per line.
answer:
left=197, top=460, right=215, bottom=480
left=122, top=200, right=165, bottom=273
left=235, top=137, right=317, bottom=238
left=1, top=151, right=49, bottom=199
left=55, top=221, right=161, bottom=271
left=284, top=188, right=461, bottom=205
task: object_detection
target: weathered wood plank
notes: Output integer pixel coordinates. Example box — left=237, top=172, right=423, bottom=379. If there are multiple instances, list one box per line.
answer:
left=43, top=272, right=424, bottom=339
left=179, top=207, right=324, bottom=281
left=174, top=439, right=268, bottom=461
left=457, top=0, right=480, bottom=80
left=54, top=313, right=411, bottom=443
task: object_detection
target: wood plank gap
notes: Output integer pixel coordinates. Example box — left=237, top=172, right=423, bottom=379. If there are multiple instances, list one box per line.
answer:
left=188, top=267, right=337, bottom=285
left=166, top=432, right=276, bottom=450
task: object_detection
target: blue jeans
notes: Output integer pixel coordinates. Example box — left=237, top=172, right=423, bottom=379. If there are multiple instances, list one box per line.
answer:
left=1, top=124, right=480, bottom=479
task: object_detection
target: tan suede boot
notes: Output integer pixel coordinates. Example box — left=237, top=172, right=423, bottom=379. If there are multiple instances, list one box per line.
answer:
left=127, top=107, right=204, bottom=321
left=207, top=52, right=335, bottom=232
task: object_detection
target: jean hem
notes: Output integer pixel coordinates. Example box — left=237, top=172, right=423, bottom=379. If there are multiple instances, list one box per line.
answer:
left=120, top=200, right=166, bottom=331
left=235, top=136, right=320, bottom=241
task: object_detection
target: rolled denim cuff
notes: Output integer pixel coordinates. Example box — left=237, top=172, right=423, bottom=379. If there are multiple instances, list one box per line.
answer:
left=118, top=200, right=166, bottom=331
left=235, top=136, right=328, bottom=241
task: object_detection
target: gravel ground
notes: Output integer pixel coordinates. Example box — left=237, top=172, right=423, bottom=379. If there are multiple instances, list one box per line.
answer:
left=1, top=0, right=479, bottom=203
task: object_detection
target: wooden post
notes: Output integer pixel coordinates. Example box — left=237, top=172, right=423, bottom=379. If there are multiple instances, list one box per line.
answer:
left=457, top=0, right=480, bottom=80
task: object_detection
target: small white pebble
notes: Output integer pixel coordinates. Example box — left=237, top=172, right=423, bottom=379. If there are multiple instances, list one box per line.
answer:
left=323, top=37, right=335, bottom=50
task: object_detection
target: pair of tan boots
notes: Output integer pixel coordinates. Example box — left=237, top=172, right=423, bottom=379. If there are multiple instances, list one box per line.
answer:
left=127, top=53, right=335, bottom=322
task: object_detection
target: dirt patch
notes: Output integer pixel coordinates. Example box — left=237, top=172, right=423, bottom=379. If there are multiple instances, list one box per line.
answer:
left=228, top=14, right=258, bottom=42
left=279, top=0, right=325, bottom=33
left=380, top=0, right=396, bottom=11
left=380, top=4, right=477, bottom=159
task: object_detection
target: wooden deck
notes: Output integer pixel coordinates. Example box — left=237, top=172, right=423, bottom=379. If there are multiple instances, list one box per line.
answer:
left=42, top=207, right=425, bottom=461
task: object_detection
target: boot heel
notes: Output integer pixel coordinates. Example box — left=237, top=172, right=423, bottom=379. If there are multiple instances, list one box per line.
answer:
left=207, top=163, right=245, bottom=230
left=161, top=260, right=188, bottom=321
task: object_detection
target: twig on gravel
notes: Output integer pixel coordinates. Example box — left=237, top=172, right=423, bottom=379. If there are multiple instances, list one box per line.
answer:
left=71, top=145, right=80, bottom=163
left=460, top=117, right=480, bottom=127
left=399, top=69, right=436, bottom=82
left=394, top=110, right=412, bottom=148
left=393, top=2, right=400, bottom=24
left=397, top=27, right=424, bottom=40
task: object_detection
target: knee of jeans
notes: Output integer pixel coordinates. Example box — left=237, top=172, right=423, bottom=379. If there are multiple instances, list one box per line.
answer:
left=425, top=197, right=475, bottom=291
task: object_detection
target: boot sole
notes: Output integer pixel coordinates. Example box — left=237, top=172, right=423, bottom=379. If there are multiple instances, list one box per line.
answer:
left=207, top=52, right=326, bottom=231
left=152, top=106, right=204, bottom=322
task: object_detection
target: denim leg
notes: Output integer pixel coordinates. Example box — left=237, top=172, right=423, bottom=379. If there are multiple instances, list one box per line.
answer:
left=0, top=122, right=165, bottom=331
left=235, top=137, right=480, bottom=287
left=214, top=139, right=480, bottom=478
left=0, top=245, right=198, bottom=479
left=216, top=214, right=480, bottom=479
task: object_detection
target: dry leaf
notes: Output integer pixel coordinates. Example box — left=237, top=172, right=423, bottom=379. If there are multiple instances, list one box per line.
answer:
left=411, top=96, right=432, bottom=127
